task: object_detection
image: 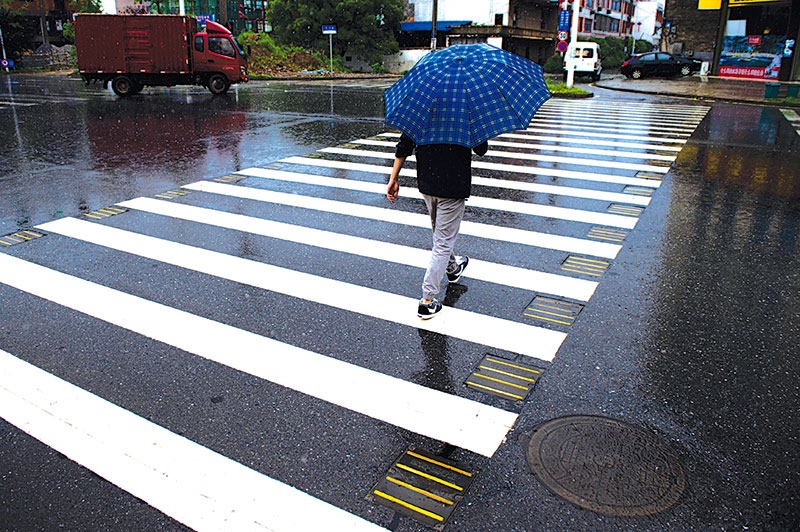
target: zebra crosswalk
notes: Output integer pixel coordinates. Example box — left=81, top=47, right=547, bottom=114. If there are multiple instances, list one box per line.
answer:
left=0, top=97, right=710, bottom=531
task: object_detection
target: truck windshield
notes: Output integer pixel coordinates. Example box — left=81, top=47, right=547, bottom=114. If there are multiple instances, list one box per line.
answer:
left=209, top=36, right=236, bottom=58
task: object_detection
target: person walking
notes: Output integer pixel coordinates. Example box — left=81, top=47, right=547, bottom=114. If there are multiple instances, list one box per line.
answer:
left=382, top=43, right=550, bottom=319
left=387, top=133, right=488, bottom=319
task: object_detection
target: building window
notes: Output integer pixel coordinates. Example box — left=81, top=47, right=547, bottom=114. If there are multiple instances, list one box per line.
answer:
left=583, top=18, right=592, bottom=32
left=495, top=13, right=503, bottom=25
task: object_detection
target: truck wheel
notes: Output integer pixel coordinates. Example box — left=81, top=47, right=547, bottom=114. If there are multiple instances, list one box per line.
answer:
left=111, top=76, right=136, bottom=97
left=207, top=74, right=230, bottom=95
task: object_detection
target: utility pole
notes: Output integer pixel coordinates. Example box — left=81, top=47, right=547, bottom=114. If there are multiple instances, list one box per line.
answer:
left=711, top=0, right=730, bottom=76
left=565, top=0, right=580, bottom=88
left=431, top=0, right=438, bottom=51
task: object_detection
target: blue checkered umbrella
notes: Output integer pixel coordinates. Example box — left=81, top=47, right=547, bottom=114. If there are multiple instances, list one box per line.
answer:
left=384, top=43, right=551, bottom=148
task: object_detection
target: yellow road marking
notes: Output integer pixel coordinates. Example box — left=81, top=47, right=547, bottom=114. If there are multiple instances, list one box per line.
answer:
left=485, top=357, right=540, bottom=374
left=466, top=381, right=525, bottom=400
left=523, top=313, right=572, bottom=325
left=561, top=267, right=602, bottom=276
left=84, top=213, right=105, bottom=219
left=526, top=308, right=574, bottom=319
left=472, top=373, right=529, bottom=390
left=386, top=477, right=454, bottom=505
left=22, top=231, right=42, bottom=237
left=373, top=490, right=444, bottom=521
left=406, top=451, right=473, bottom=477
left=478, top=365, right=537, bottom=383
left=395, top=464, right=464, bottom=491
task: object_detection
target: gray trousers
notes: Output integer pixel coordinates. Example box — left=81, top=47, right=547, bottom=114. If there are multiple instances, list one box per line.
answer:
left=421, top=194, right=466, bottom=300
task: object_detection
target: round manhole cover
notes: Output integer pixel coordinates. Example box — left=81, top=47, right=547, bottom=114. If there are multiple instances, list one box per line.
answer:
left=525, top=415, right=685, bottom=516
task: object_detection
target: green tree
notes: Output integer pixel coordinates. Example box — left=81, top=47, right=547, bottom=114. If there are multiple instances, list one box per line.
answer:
left=1, top=1, right=31, bottom=59
left=266, top=0, right=402, bottom=64
left=62, top=0, right=101, bottom=42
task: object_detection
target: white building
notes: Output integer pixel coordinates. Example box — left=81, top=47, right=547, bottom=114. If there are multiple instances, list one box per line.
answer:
left=632, top=1, right=664, bottom=46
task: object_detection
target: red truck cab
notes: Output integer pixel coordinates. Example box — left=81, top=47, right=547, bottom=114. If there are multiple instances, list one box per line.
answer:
left=190, top=20, right=249, bottom=95
left=75, top=15, right=249, bottom=97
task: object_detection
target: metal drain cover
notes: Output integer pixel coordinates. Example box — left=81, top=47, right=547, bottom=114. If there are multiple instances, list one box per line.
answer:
left=525, top=415, right=685, bottom=516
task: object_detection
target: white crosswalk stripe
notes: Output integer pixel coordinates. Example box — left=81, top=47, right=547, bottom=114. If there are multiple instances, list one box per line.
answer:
left=0, top=97, right=711, bottom=531
left=234, top=167, right=640, bottom=228
left=184, top=180, right=624, bottom=258
left=319, top=147, right=664, bottom=187
left=277, top=156, right=653, bottom=205
left=0, top=348, right=390, bottom=532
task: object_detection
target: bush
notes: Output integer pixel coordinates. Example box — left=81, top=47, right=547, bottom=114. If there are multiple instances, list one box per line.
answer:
left=236, top=31, right=327, bottom=74
left=634, top=39, right=653, bottom=55
left=543, top=53, right=564, bottom=73
left=371, top=62, right=388, bottom=74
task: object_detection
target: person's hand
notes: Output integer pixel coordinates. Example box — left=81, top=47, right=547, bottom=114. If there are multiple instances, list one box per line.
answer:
left=387, top=177, right=399, bottom=204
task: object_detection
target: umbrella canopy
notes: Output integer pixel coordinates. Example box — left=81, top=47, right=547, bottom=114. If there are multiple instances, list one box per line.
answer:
left=384, top=43, right=551, bottom=148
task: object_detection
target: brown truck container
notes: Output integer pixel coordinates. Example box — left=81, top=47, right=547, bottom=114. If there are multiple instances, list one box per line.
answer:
left=75, top=14, right=249, bottom=97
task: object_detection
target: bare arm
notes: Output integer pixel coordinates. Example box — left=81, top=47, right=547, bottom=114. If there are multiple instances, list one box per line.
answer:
left=387, top=156, right=406, bottom=204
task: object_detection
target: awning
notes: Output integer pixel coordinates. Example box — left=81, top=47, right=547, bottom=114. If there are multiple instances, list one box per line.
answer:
left=400, top=20, right=472, bottom=32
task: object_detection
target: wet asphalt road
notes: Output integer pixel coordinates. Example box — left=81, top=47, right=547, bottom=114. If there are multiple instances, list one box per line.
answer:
left=1, top=74, right=799, bottom=532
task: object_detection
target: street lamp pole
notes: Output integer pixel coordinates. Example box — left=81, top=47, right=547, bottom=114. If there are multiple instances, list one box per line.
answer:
left=431, top=0, right=438, bottom=51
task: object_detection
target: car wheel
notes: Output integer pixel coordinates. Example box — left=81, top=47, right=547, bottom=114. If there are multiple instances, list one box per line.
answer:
left=680, top=65, right=691, bottom=76
left=631, top=69, right=643, bottom=80
left=111, top=76, right=135, bottom=97
left=207, top=74, right=230, bottom=95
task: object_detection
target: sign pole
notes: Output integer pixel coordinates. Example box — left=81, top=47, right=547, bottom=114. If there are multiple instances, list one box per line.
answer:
left=566, top=0, right=580, bottom=88
left=0, top=26, right=8, bottom=72
left=322, top=25, right=337, bottom=78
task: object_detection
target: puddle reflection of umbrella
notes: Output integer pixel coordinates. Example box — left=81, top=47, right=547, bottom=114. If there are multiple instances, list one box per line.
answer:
left=385, top=43, right=551, bottom=148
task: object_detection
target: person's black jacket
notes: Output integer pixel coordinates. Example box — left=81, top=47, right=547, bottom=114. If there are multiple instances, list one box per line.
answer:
left=395, top=134, right=488, bottom=199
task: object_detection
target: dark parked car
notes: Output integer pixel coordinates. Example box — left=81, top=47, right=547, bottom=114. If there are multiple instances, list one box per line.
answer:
left=621, top=52, right=702, bottom=79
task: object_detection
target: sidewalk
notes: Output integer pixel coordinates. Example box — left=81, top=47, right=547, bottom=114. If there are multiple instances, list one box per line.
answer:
left=594, top=74, right=800, bottom=107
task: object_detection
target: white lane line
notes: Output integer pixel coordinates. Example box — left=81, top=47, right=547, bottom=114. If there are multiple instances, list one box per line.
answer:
left=324, top=145, right=669, bottom=174
left=0, top=348, right=389, bottom=532
left=278, top=157, right=652, bottom=206
left=0, top=252, right=520, bottom=457
left=317, top=148, right=663, bottom=188
left=483, top=149, right=668, bottom=174
left=523, top=127, right=688, bottom=143
left=533, top=110, right=705, bottom=127
left=237, top=167, right=638, bottom=229
left=379, top=131, right=683, bottom=153
left=184, top=180, right=622, bottom=259
left=356, top=137, right=676, bottom=162
left=542, top=101, right=710, bottom=114
left=526, top=122, right=691, bottom=138
left=39, top=217, right=567, bottom=361
left=538, top=106, right=709, bottom=121
left=349, top=139, right=671, bottom=172
left=531, top=118, right=696, bottom=134
left=120, top=197, right=599, bottom=302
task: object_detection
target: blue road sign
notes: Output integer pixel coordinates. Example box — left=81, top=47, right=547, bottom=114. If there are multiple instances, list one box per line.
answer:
left=558, top=10, right=571, bottom=32
left=322, top=25, right=337, bottom=35
left=0, top=59, right=13, bottom=68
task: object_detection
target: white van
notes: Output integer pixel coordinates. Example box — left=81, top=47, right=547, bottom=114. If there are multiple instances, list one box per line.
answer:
left=563, top=42, right=602, bottom=82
